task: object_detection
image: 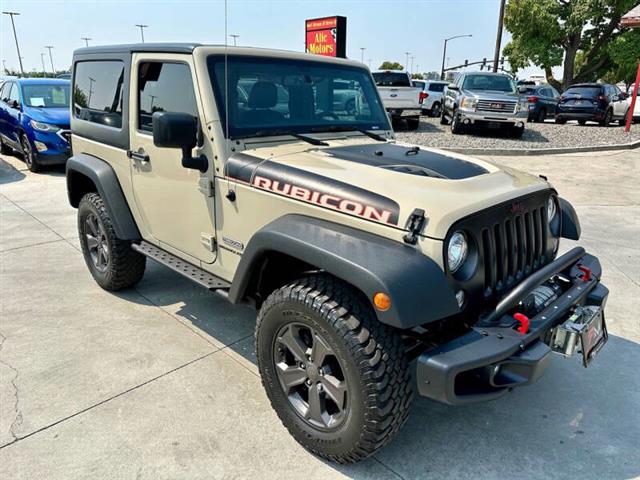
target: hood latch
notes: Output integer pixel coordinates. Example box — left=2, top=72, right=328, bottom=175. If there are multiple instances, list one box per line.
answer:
left=403, top=208, right=427, bottom=245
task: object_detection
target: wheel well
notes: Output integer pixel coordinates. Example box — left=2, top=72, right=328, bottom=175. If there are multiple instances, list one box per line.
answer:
left=68, top=170, right=98, bottom=207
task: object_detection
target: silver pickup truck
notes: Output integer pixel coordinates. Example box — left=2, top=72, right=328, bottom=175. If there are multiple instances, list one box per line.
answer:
left=372, top=70, right=423, bottom=130
left=441, top=72, right=528, bottom=137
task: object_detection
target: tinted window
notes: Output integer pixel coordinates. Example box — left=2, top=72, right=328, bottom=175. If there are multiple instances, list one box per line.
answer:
left=428, top=83, right=445, bottom=92
left=208, top=55, right=389, bottom=139
left=412, top=80, right=425, bottom=90
left=8, top=83, right=19, bottom=103
left=74, top=61, right=125, bottom=128
left=22, top=83, right=70, bottom=108
left=462, top=75, right=515, bottom=92
left=138, top=62, right=198, bottom=132
left=564, top=86, right=601, bottom=98
left=372, top=72, right=411, bottom=87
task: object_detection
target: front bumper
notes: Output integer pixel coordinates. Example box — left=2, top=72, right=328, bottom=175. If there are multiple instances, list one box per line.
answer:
left=30, top=129, right=71, bottom=164
left=457, top=108, right=527, bottom=126
left=416, top=248, right=607, bottom=405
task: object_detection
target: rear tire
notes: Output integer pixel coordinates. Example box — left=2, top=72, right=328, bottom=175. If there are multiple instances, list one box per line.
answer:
left=406, top=117, right=420, bottom=130
left=430, top=102, right=442, bottom=117
left=619, top=110, right=629, bottom=126
left=578, top=120, right=587, bottom=126
left=555, top=117, right=567, bottom=125
left=0, top=138, right=12, bottom=155
left=535, top=108, right=546, bottom=123
left=256, top=274, right=412, bottom=464
left=78, top=193, right=146, bottom=291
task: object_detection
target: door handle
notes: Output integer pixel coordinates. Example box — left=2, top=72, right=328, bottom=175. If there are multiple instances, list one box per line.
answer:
left=127, top=150, right=150, bottom=162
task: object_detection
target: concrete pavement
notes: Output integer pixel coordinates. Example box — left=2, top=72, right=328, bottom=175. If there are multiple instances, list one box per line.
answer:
left=1, top=149, right=639, bottom=479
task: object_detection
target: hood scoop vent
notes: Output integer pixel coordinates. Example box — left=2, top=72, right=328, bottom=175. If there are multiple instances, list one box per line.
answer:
left=324, top=143, right=488, bottom=180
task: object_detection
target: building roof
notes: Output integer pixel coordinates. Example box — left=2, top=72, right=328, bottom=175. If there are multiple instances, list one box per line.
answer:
left=622, top=5, right=640, bottom=27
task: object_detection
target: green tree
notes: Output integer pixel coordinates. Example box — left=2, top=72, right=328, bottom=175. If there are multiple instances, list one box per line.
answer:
left=411, top=73, right=425, bottom=79
left=603, top=29, right=640, bottom=87
left=378, top=61, right=404, bottom=70
left=503, top=0, right=639, bottom=90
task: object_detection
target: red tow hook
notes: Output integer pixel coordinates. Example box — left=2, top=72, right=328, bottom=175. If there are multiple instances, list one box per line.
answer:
left=578, top=265, right=592, bottom=282
left=513, top=313, right=530, bottom=334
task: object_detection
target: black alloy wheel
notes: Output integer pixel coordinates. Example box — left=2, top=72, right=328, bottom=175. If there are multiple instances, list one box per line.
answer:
left=20, top=134, right=39, bottom=172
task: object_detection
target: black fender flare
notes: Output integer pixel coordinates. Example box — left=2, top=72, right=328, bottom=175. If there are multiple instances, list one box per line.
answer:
left=66, top=153, right=140, bottom=240
left=559, top=197, right=581, bottom=240
left=229, top=215, right=460, bottom=329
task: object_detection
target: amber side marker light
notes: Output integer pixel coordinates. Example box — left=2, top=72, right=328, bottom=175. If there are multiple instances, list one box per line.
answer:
left=373, top=292, right=392, bottom=311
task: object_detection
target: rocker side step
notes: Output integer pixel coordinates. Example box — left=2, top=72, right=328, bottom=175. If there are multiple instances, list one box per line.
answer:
left=132, top=241, right=230, bottom=290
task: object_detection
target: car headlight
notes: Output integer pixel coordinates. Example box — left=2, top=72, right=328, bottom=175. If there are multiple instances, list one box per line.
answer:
left=447, top=231, right=468, bottom=273
left=30, top=120, right=60, bottom=132
left=460, top=97, right=478, bottom=111
left=547, top=197, right=557, bottom=222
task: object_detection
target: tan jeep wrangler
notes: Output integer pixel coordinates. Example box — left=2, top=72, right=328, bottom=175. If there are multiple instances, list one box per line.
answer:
left=66, top=43, right=609, bottom=463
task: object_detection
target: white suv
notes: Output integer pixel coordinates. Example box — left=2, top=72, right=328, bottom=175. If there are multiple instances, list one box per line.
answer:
left=413, top=80, right=448, bottom=117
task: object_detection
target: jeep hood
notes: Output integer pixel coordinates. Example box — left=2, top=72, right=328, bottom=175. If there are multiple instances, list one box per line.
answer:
left=227, top=139, right=549, bottom=239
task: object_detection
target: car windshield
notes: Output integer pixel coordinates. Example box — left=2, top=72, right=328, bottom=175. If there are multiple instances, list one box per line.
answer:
left=564, top=86, right=601, bottom=97
left=22, top=83, right=70, bottom=108
left=208, top=55, right=389, bottom=139
left=462, top=75, right=516, bottom=93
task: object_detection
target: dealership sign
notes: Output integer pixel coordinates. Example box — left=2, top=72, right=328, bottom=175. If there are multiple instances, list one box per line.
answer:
left=305, top=16, right=347, bottom=58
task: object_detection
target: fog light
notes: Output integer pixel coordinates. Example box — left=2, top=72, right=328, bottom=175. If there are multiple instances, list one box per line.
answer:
left=455, top=290, right=466, bottom=308
left=34, top=141, right=48, bottom=152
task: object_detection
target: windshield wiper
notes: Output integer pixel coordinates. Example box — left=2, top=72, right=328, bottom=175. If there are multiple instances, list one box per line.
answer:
left=309, top=125, right=387, bottom=142
left=233, top=129, right=328, bottom=146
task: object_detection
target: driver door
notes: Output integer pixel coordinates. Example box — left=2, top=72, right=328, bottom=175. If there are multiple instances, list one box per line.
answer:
left=129, top=53, right=216, bottom=264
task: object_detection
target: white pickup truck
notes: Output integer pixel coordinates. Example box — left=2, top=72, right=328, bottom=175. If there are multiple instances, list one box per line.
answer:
left=372, top=70, right=424, bottom=130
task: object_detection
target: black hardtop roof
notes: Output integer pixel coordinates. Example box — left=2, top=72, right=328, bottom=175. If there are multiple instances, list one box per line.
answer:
left=74, top=43, right=205, bottom=56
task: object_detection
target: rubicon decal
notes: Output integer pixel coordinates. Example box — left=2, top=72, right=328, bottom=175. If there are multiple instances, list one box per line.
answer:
left=226, top=154, right=400, bottom=226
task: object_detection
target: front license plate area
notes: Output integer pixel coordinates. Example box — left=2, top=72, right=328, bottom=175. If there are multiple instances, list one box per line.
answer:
left=547, top=306, right=608, bottom=367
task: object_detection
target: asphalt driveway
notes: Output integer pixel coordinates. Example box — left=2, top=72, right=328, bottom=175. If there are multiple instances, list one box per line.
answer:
left=1, top=149, right=639, bottom=479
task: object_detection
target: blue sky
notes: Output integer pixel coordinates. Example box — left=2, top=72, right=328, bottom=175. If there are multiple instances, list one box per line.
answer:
left=1, top=0, right=545, bottom=77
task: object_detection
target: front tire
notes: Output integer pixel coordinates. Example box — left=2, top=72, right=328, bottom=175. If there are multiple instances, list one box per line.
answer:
left=256, top=275, right=412, bottom=464
left=20, top=134, right=40, bottom=172
left=78, top=193, right=146, bottom=291
left=450, top=109, right=464, bottom=134
left=600, top=109, right=612, bottom=126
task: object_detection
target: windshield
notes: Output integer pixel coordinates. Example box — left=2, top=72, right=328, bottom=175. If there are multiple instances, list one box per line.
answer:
left=208, top=55, right=389, bottom=139
left=462, top=75, right=516, bottom=93
left=564, top=86, right=601, bottom=98
left=22, top=83, right=70, bottom=108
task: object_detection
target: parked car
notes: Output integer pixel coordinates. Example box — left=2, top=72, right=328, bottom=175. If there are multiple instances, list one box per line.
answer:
left=372, top=70, right=423, bottom=130
left=556, top=83, right=628, bottom=126
left=413, top=80, right=448, bottom=117
left=520, top=84, right=560, bottom=122
left=626, top=85, right=640, bottom=123
left=0, top=78, right=71, bottom=171
left=441, top=72, right=528, bottom=137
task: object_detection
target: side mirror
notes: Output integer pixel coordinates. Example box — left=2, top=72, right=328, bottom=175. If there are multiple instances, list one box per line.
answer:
left=152, top=112, right=207, bottom=172
left=447, top=83, right=459, bottom=91
left=11, top=100, right=20, bottom=109
left=620, top=92, right=629, bottom=100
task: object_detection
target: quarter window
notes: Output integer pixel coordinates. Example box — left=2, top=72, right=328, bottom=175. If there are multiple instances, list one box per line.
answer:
left=73, top=61, right=125, bottom=128
left=137, top=62, right=198, bottom=132
left=8, top=83, right=20, bottom=104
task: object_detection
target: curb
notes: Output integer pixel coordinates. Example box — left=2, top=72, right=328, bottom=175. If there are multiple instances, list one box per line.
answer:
left=441, top=139, right=640, bottom=156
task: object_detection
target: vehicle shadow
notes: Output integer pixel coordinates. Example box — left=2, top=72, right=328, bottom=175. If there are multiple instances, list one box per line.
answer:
left=119, top=260, right=640, bottom=480
left=0, top=158, right=26, bottom=185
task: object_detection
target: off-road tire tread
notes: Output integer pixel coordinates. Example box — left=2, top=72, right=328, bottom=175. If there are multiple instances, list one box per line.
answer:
left=255, top=274, right=413, bottom=464
left=78, top=193, right=145, bottom=290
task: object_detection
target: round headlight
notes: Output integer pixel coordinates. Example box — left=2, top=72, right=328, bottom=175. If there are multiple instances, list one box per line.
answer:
left=447, top=231, right=468, bottom=273
left=547, top=197, right=557, bottom=222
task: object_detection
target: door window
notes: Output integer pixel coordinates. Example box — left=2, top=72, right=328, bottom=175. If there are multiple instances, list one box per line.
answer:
left=8, top=83, right=20, bottom=105
left=137, top=62, right=198, bottom=132
left=73, top=61, right=125, bottom=128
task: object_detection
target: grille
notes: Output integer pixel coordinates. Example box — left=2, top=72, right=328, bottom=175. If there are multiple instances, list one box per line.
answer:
left=476, top=100, right=517, bottom=114
left=480, top=204, right=547, bottom=297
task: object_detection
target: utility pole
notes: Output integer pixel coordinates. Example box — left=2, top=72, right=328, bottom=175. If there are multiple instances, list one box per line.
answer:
left=229, top=34, right=239, bottom=46
left=87, top=77, right=96, bottom=106
left=404, top=52, right=410, bottom=71
left=493, top=0, right=506, bottom=73
left=81, top=37, right=92, bottom=47
left=135, top=24, right=148, bottom=42
left=2, top=11, right=25, bottom=76
left=40, top=53, right=47, bottom=76
left=410, top=56, right=415, bottom=74
left=360, top=47, right=366, bottom=63
left=45, top=46, right=55, bottom=74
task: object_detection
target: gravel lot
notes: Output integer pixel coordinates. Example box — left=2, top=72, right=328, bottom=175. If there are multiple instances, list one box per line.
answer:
left=396, top=116, right=640, bottom=151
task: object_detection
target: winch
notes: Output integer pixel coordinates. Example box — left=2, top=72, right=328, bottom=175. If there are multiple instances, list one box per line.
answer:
left=517, top=280, right=563, bottom=317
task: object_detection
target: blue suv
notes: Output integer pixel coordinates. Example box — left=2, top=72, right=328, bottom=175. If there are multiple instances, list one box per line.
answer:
left=0, top=78, right=71, bottom=172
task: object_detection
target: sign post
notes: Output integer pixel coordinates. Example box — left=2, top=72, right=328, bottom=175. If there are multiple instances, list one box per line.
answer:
left=305, top=16, right=347, bottom=58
